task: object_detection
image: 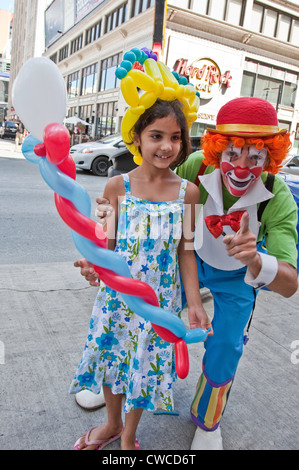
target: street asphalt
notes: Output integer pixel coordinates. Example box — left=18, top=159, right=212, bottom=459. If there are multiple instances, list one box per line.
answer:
left=0, top=139, right=298, bottom=451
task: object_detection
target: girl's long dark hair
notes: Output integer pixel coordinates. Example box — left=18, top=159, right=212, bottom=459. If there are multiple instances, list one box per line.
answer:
left=127, top=98, right=191, bottom=168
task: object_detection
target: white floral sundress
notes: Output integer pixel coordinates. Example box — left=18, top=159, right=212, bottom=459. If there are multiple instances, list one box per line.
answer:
left=69, top=174, right=188, bottom=412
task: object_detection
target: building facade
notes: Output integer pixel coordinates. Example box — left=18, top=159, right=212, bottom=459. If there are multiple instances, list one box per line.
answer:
left=0, top=9, right=13, bottom=122
left=40, top=0, right=299, bottom=152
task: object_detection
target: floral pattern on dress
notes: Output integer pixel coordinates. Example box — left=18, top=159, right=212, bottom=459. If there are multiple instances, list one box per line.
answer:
left=69, top=174, right=188, bottom=412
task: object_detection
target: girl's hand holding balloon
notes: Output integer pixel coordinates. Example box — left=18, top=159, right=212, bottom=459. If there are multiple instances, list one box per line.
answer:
left=95, top=197, right=113, bottom=225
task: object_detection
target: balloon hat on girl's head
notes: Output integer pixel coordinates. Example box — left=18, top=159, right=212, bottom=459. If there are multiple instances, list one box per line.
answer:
left=116, top=47, right=200, bottom=165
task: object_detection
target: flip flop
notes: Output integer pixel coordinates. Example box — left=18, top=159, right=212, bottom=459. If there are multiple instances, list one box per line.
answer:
left=74, top=427, right=122, bottom=450
left=135, top=439, right=141, bottom=450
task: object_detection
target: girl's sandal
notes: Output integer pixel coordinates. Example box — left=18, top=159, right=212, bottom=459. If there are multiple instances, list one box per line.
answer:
left=74, top=427, right=122, bottom=450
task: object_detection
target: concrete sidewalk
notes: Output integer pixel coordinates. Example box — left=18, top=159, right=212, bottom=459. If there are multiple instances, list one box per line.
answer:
left=0, top=261, right=298, bottom=450
left=0, top=138, right=25, bottom=159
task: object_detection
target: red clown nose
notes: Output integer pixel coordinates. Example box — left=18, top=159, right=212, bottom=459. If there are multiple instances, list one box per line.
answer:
left=234, top=166, right=251, bottom=179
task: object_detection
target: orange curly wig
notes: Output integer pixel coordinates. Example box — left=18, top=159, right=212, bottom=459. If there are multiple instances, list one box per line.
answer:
left=201, top=132, right=292, bottom=174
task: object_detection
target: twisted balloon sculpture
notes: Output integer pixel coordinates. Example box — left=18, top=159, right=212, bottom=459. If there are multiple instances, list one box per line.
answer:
left=12, top=57, right=208, bottom=380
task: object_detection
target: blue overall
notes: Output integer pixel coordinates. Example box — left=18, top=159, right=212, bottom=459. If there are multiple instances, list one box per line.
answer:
left=182, top=253, right=256, bottom=431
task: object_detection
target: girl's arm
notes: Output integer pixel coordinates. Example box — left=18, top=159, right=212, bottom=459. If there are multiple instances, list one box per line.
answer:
left=73, top=176, right=124, bottom=285
left=178, top=182, right=213, bottom=334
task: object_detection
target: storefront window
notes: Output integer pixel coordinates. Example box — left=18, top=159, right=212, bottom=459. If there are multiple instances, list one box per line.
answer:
left=241, top=72, right=255, bottom=96
left=81, top=64, right=98, bottom=95
left=96, top=101, right=117, bottom=138
left=241, top=59, right=298, bottom=109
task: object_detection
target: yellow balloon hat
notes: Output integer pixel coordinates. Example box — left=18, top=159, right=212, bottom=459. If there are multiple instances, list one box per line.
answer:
left=115, top=47, right=200, bottom=165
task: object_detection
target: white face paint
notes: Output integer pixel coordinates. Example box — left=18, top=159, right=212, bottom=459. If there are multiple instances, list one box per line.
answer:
left=220, top=142, right=268, bottom=196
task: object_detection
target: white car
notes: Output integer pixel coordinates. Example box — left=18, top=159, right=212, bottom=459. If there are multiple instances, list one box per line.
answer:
left=281, top=155, right=299, bottom=176
left=70, top=134, right=130, bottom=176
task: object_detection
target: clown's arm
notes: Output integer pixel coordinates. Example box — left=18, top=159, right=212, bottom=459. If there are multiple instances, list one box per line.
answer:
left=178, top=182, right=213, bottom=334
left=224, top=211, right=298, bottom=298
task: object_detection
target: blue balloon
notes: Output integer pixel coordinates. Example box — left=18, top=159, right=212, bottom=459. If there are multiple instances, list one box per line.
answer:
left=115, top=67, right=128, bottom=80
left=22, top=134, right=207, bottom=346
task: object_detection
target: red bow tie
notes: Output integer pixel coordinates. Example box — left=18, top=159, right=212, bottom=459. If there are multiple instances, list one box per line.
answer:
left=205, top=211, right=245, bottom=238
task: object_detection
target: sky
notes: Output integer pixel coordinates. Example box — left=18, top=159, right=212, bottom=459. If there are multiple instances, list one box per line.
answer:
left=0, top=0, right=14, bottom=12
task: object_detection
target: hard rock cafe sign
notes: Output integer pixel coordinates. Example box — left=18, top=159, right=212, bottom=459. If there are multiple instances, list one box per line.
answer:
left=173, top=58, right=232, bottom=100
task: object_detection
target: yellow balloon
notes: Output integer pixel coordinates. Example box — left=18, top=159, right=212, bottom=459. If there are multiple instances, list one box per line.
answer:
left=128, top=69, right=156, bottom=92
left=139, top=91, right=158, bottom=109
left=159, top=87, right=177, bottom=101
left=121, top=75, right=140, bottom=107
left=157, top=62, right=179, bottom=90
left=144, top=58, right=163, bottom=84
left=133, top=154, right=143, bottom=165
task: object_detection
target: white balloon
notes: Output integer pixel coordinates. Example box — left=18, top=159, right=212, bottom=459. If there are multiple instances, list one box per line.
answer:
left=12, top=57, right=67, bottom=141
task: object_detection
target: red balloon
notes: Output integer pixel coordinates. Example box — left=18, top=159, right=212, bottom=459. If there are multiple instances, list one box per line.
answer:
left=34, top=143, right=47, bottom=157
left=175, top=339, right=189, bottom=379
left=44, top=123, right=70, bottom=165
left=58, top=154, right=76, bottom=180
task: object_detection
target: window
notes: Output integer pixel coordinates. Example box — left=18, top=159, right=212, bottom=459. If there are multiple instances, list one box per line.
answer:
left=132, top=0, right=156, bottom=15
left=262, top=9, right=277, bottom=36
left=0, top=80, right=9, bottom=102
left=209, top=0, right=226, bottom=21
left=277, top=15, right=291, bottom=42
left=241, top=59, right=298, bottom=109
left=100, top=53, right=122, bottom=91
left=96, top=101, right=117, bottom=138
left=290, top=19, right=299, bottom=44
left=50, top=52, right=57, bottom=64
left=105, top=2, right=128, bottom=33
left=70, top=34, right=83, bottom=55
left=81, top=63, right=98, bottom=95
left=59, top=45, right=69, bottom=62
left=86, top=20, right=102, bottom=45
left=250, top=3, right=263, bottom=33
left=251, top=1, right=299, bottom=45
left=193, top=0, right=245, bottom=26
left=226, top=0, right=243, bottom=26
left=192, top=0, right=209, bottom=15
left=67, top=71, right=80, bottom=98
left=166, top=0, right=189, bottom=9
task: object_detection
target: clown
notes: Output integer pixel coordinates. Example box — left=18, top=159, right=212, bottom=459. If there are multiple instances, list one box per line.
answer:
left=76, top=88, right=298, bottom=448
left=176, top=96, right=298, bottom=449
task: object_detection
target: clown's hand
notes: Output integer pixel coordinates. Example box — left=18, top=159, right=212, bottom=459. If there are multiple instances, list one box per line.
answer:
left=223, top=211, right=261, bottom=272
left=74, top=259, right=100, bottom=286
left=95, top=197, right=113, bottom=225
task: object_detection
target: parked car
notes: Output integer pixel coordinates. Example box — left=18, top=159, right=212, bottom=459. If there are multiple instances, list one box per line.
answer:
left=70, top=134, right=130, bottom=176
left=280, top=155, right=299, bottom=176
left=0, top=121, right=19, bottom=139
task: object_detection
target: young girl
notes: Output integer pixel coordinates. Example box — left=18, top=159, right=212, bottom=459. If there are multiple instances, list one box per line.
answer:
left=70, top=99, right=212, bottom=450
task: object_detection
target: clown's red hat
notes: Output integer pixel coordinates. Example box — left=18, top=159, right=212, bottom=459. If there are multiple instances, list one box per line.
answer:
left=207, top=97, right=287, bottom=137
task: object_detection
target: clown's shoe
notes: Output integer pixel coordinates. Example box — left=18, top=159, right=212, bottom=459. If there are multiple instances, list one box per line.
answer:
left=190, top=426, right=223, bottom=450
